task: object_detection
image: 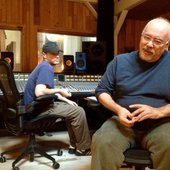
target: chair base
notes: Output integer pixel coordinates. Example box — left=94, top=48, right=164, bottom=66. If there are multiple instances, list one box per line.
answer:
left=0, top=134, right=61, bottom=169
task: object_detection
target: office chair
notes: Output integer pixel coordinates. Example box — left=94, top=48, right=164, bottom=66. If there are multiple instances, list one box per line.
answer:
left=87, top=99, right=153, bottom=170
left=123, top=149, right=152, bottom=170
left=0, top=59, right=64, bottom=170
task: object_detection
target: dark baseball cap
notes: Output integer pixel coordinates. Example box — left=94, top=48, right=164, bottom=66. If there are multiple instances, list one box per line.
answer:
left=42, top=41, right=63, bottom=54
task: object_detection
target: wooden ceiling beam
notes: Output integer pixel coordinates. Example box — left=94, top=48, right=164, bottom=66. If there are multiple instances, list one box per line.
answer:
left=67, top=0, right=97, bottom=3
left=114, top=0, right=147, bottom=16
left=67, top=0, right=97, bottom=19
left=84, top=2, right=97, bottom=18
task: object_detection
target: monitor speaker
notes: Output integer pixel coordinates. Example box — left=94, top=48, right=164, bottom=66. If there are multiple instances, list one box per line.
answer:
left=63, top=55, right=74, bottom=74
left=82, top=41, right=106, bottom=74
left=1, top=52, right=14, bottom=70
left=75, top=52, right=86, bottom=74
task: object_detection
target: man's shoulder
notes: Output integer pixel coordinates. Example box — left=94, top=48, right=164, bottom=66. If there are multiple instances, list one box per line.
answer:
left=117, top=51, right=137, bottom=57
left=38, top=61, right=52, bottom=70
left=164, top=50, right=170, bottom=57
left=115, top=51, right=137, bottom=61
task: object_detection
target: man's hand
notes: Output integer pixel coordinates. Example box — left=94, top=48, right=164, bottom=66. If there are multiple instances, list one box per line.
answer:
left=65, top=99, right=78, bottom=106
left=55, top=93, right=77, bottom=106
left=117, top=107, right=135, bottom=127
left=129, top=104, right=161, bottom=122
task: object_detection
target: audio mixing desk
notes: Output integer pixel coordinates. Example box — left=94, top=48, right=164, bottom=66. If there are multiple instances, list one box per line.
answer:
left=0, top=73, right=101, bottom=97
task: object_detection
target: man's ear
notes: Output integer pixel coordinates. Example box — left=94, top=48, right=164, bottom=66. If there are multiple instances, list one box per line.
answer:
left=42, top=52, right=47, bottom=58
left=165, top=41, right=170, bottom=50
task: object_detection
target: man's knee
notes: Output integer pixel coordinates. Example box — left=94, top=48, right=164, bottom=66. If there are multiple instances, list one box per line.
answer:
left=92, top=130, right=115, bottom=149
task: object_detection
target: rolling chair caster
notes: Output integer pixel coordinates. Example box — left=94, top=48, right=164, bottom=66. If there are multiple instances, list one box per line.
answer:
left=53, top=162, right=60, bottom=169
left=57, top=149, right=63, bottom=156
left=13, top=166, right=20, bottom=170
left=0, top=155, right=7, bottom=163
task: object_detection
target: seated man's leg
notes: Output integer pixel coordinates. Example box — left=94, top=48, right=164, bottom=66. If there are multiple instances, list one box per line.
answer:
left=91, top=116, right=136, bottom=170
left=142, top=122, right=170, bottom=170
left=52, top=102, right=91, bottom=151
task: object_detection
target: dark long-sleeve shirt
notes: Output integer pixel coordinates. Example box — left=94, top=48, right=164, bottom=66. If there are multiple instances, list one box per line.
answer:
left=96, top=51, right=170, bottom=130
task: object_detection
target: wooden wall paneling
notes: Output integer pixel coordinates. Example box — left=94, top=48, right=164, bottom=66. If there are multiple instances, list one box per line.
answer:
left=118, top=19, right=147, bottom=54
left=125, top=19, right=135, bottom=52
left=59, top=0, right=67, bottom=28
left=82, top=4, right=87, bottom=31
left=53, top=0, right=62, bottom=28
left=11, top=0, right=18, bottom=24
left=49, top=0, right=57, bottom=27
left=84, top=7, right=90, bottom=31
left=69, top=2, right=75, bottom=29
left=83, top=3, right=91, bottom=31
left=73, top=3, right=81, bottom=30
left=82, top=3, right=96, bottom=33
left=5, top=0, right=12, bottom=24
left=118, top=21, right=126, bottom=54
left=0, top=1, right=2, bottom=22
left=0, top=0, right=23, bottom=25
left=0, top=0, right=6, bottom=23
left=162, top=12, right=170, bottom=22
left=37, top=0, right=96, bottom=35
left=40, top=0, right=51, bottom=26
left=22, top=0, right=31, bottom=72
left=29, top=0, right=38, bottom=71
left=81, top=4, right=89, bottom=31
left=67, top=2, right=73, bottom=29
left=134, top=20, right=146, bottom=50
left=21, top=0, right=38, bottom=72
left=34, top=0, right=40, bottom=25
left=51, top=0, right=61, bottom=28
left=17, top=0, right=23, bottom=24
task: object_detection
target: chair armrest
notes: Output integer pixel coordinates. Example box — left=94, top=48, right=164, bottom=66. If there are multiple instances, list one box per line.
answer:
left=86, top=99, right=100, bottom=107
left=35, top=94, right=58, bottom=102
left=16, top=94, right=59, bottom=116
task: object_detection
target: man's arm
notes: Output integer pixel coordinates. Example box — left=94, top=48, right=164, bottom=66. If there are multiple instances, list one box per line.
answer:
left=35, top=84, right=71, bottom=98
left=98, top=93, right=122, bottom=114
left=98, top=92, right=135, bottom=127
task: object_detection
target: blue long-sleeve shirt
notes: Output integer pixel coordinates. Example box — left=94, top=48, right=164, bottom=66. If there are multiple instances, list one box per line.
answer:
left=96, top=51, right=170, bottom=130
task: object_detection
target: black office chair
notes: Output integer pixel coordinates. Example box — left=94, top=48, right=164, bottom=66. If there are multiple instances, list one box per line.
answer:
left=87, top=99, right=153, bottom=170
left=0, top=59, right=64, bottom=170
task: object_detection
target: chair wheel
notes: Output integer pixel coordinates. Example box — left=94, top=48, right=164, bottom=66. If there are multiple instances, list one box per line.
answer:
left=53, top=162, right=60, bottom=169
left=0, top=156, right=6, bottom=163
left=57, top=149, right=63, bottom=156
left=13, top=167, right=19, bottom=170
left=29, top=153, right=34, bottom=162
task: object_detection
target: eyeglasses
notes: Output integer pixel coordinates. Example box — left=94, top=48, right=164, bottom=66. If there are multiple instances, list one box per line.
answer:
left=141, top=34, right=166, bottom=46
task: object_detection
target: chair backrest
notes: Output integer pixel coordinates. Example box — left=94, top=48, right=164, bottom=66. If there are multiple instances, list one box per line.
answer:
left=0, top=59, right=21, bottom=133
left=0, top=59, right=21, bottom=109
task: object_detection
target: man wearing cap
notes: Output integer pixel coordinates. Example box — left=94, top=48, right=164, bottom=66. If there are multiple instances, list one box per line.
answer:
left=23, top=41, right=91, bottom=156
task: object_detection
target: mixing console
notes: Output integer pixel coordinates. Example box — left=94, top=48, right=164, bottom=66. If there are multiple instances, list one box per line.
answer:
left=56, top=74, right=101, bottom=97
left=56, top=81, right=98, bottom=97
left=0, top=73, right=101, bottom=97
left=14, top=74, right=28, bottom=94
